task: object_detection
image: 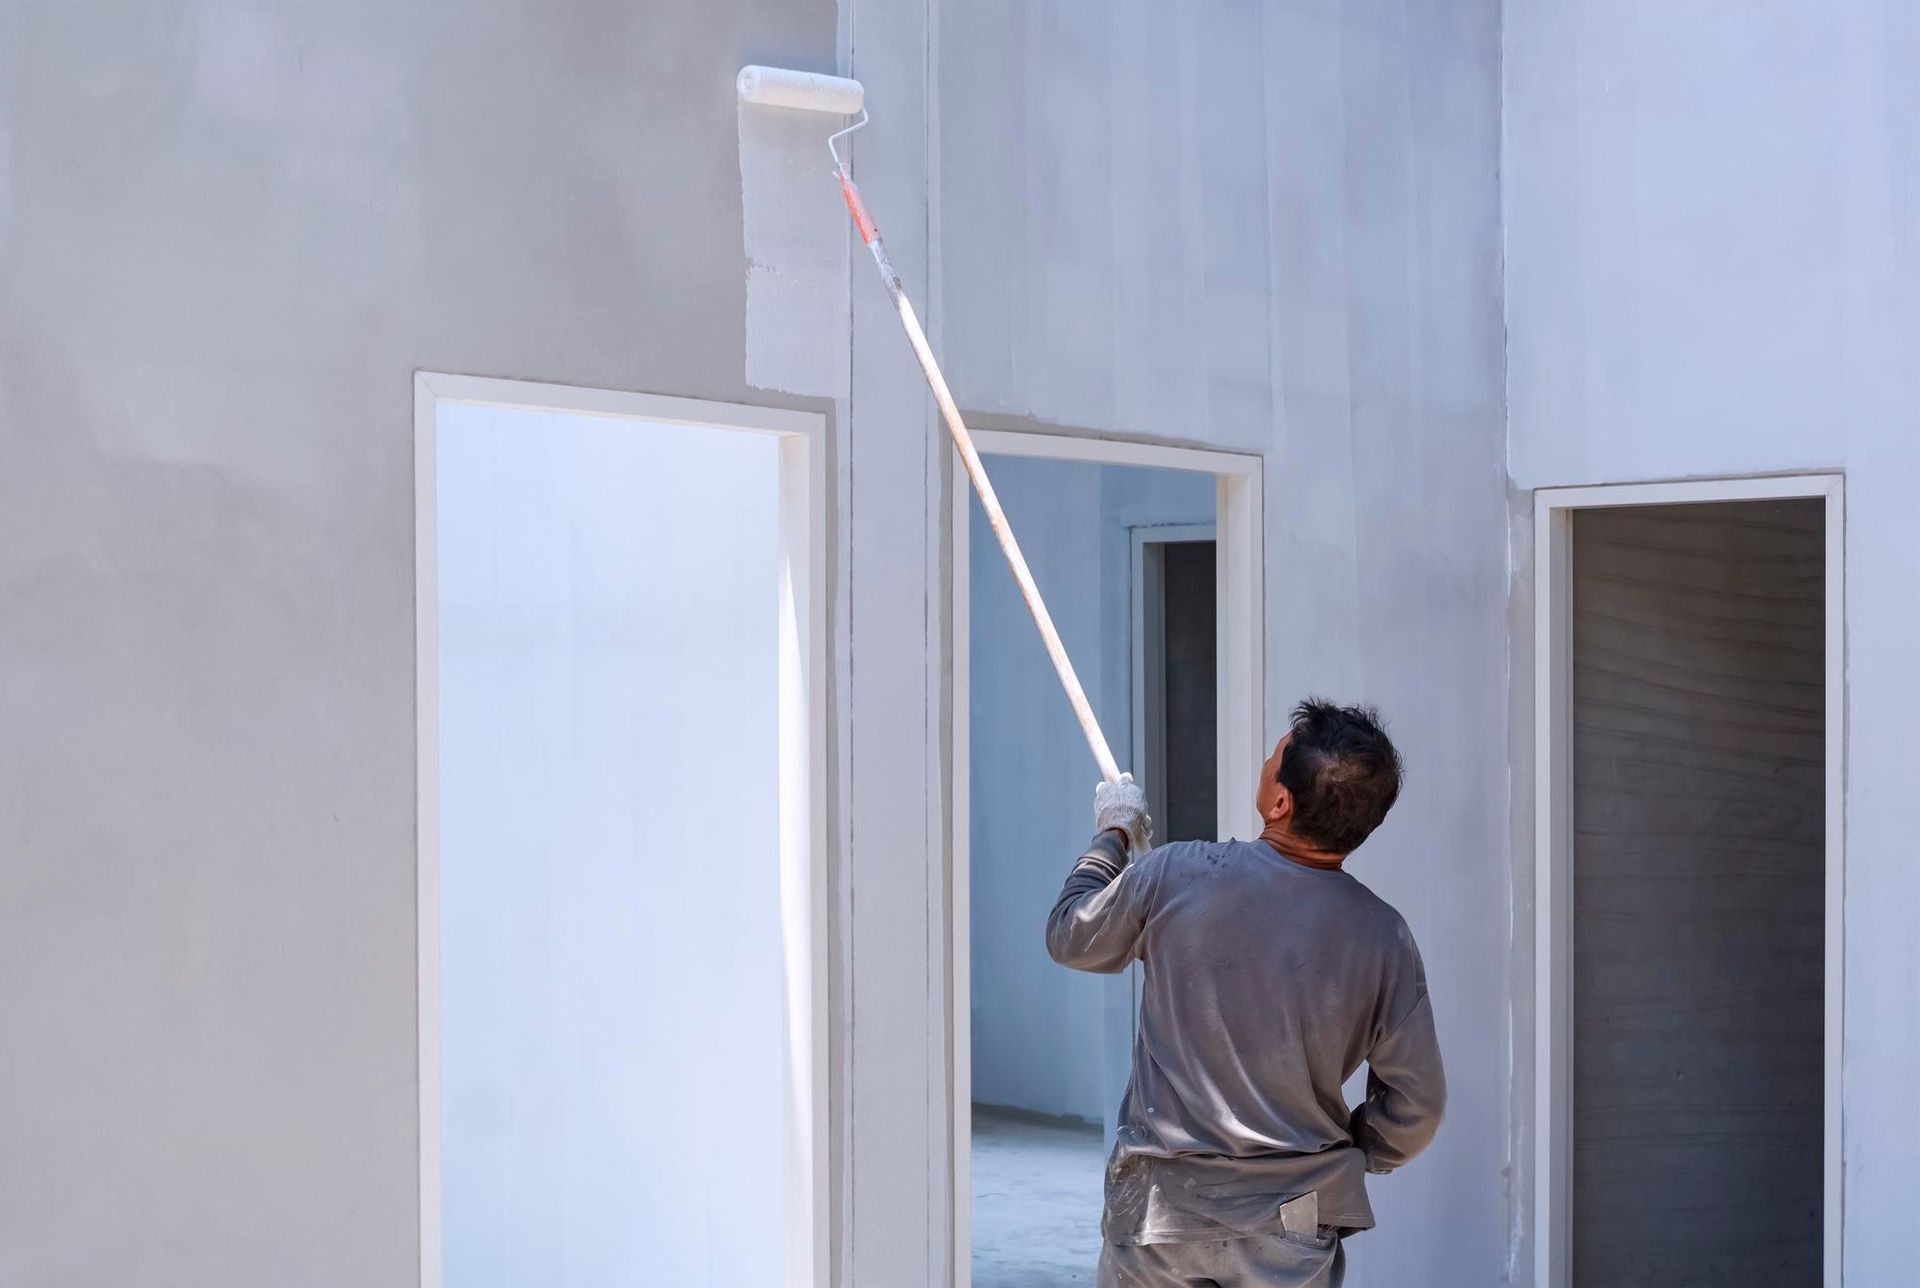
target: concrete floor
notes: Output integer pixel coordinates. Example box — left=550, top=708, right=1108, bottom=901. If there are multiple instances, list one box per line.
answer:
left=971, top=1104, right=1108, bottom=1288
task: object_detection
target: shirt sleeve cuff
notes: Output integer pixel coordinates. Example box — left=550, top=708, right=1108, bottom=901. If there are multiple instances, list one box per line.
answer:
left=1078, top=829, right=1131, bottom=876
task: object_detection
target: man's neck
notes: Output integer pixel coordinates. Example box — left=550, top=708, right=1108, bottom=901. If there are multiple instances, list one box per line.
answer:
left=1258, top=827, right=1346, bottom=871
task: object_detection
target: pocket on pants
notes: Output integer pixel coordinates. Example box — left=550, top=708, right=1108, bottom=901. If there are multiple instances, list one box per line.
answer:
left=1281, top=1224, right=1336, bottom=1250
left=1232, top=1229, right=1343, bottom=1288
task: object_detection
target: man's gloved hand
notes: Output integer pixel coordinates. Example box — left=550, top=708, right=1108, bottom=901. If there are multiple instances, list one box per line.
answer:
left=1094, top=773, right=1153, bottom=856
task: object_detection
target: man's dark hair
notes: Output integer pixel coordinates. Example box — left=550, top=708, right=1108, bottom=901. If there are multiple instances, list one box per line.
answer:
left=1276, top=698, right=1403, bottom=853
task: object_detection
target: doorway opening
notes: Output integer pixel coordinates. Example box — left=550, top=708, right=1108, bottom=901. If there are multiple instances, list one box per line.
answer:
left=414, top=375, right=827, bottom=1288
left=1533, top=477, right=1843, bottom=1287
left=953, top=433, right=1261, bottom=1287
left=1132, top=526, right=1219, bottom=845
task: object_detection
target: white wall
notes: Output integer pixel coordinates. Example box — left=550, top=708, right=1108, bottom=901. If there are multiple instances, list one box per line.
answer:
left=434, top=405, right=784, bottom=1286
left=1505, top=3, right=1920, bottom=1281
left=968, top=457, right=1213, bottom=1130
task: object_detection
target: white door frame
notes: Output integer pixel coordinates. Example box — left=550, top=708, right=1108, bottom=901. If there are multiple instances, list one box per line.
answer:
left=950, top=430, right=1263, bottom=1285
left=1531, top=472, right=1845, bottom=1287
left=1130, top=522, right=1219, bottom=838
left=413, top=372, right=830, bottom=1288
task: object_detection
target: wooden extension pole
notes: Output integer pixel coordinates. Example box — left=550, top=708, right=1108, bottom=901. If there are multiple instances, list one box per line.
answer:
left=837, top=163, right=1122, bottom=784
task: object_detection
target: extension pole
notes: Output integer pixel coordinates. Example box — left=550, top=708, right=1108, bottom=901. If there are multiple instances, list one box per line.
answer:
left=837, top=165, right=1123, bottom=784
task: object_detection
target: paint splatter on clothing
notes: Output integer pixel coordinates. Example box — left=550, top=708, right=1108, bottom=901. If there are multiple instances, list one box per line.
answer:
left=1047, top=832, right=1445, bottom=1245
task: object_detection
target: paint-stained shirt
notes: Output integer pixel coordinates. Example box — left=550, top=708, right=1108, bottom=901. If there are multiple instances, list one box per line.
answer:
left=1047, top=832, right=1445, bottom=1245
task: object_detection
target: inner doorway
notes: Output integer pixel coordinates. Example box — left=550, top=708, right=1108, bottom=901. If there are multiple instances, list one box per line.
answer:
left=955, top=433, right=1261, bottom=1288
left=1132, top=526, right=1219, bottom=845
left=1536, top=479, right=1842, bottom=1288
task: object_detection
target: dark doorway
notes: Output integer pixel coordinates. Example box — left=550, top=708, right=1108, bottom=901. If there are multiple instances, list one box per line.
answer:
left=1570, top=499, right=1824, bottom=1287
left=1137, top=537, right=1218, bottom=843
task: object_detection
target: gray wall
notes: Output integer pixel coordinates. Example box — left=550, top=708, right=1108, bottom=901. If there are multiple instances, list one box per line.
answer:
left=0, top=3, right=838, bottom=1283
left=0, top=0, right=1511, bottom=1283
left=941, top=4, right=1510, bottom=1285
left=968, top=458, right=1212, bottom=1131
left=1571, top=501, right=1824, bottom=1286
left=1505, top=3, right=1920, bottom=1279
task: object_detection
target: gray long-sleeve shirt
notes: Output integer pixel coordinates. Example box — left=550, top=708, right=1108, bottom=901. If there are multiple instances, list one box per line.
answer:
left=1048, top=831, right=1445, bottom=1244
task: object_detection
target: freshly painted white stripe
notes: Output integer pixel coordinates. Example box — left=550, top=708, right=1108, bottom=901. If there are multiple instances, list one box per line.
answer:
left=737, top=101, right=851, bottom=398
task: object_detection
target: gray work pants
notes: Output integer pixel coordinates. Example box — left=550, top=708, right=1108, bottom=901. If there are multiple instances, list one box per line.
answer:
left=1096, top=1230, right=1344, bottom=1288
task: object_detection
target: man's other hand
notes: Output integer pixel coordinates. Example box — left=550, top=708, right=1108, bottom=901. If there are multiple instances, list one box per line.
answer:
left=1094, top=773, right=1153, bottom=856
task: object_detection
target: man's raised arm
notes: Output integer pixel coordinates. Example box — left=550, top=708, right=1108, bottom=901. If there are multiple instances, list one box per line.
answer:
left=1045, top=775, right=1156, bottom=974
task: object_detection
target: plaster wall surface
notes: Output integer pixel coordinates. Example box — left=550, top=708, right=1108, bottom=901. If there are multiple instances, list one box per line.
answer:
left=0, top=0, right=1511, bottom=1284
left=0, top=2, right=842, bottom=1283
left=1504, top=3, right=1920, bottom=1280
left=969, top=458, right=1213, bottom=1131
left=941, top=4, right=1510, bottom=1284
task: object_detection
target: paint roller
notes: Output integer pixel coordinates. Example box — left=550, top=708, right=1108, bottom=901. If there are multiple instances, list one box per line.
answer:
left=737, top=64, right=1125, bottom=784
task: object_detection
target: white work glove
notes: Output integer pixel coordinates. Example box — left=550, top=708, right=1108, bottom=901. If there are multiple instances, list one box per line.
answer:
left=1094, top=773, right=1153, bottom=856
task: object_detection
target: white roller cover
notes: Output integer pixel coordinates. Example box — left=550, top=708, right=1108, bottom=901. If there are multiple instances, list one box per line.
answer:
left=736, top=65, right=865, bottom=116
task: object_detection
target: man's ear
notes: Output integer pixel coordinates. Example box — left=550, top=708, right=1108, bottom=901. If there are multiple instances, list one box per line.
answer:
left=1263, top=781, right=1292, bottom=824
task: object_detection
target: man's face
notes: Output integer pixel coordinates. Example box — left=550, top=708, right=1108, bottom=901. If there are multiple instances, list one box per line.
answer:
left=1256, top=733, right=1292, bottom=824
